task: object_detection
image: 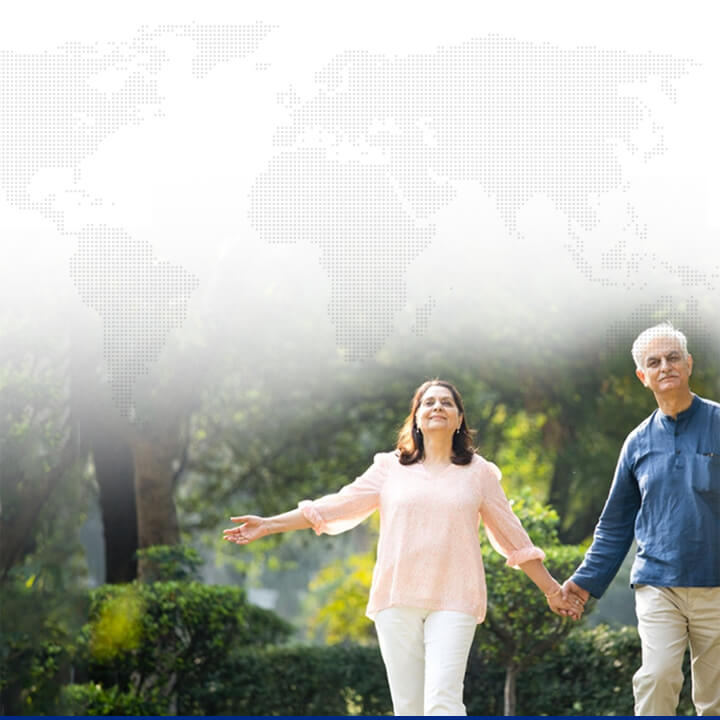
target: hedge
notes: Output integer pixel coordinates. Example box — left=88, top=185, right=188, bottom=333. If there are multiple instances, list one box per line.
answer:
left=76, top=580, right=293, bottom=715
left=61, top=624, right=695, bottom=716
left=6, top=570, right=697, bottom=716
left=3, top=580, right=291, bottom=716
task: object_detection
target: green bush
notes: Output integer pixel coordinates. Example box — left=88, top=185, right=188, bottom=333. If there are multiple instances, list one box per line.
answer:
left=464, top=624, right=694, bottom=716
left=56, top=622, right=699, bottom=716
left=511, top=624, right=695, bottom=716
left=221, top=645, right=391, bottom=716
left=61, top=645, right=391, bottom=716
left=73, top=580, right=293, bottom=715
left=10, top=580, right=698, bottom=715
left=0, top=581, right=86, bottom=715
left=69, top=622, right=696, bottom=716
left=135, top=544, right=204, bottom=583
left=58, top=682, right=166, bottom=716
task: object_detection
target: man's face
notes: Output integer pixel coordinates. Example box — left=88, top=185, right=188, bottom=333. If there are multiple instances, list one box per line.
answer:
left=635, top=336, right=693, bottom=395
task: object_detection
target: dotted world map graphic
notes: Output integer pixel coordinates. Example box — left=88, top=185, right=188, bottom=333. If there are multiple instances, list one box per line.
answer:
left=2, top=23, right=716, bottom=414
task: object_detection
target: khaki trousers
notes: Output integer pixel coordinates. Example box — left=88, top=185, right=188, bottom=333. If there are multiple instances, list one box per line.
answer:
left=633, top=585, right=720, bottom=716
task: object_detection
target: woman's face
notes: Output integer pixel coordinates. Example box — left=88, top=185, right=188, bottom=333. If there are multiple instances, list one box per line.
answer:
left=415, top=385, right=462, bottom=437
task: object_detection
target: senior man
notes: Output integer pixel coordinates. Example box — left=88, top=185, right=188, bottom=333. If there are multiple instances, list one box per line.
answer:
left=564, top=323, right=720, bottom=716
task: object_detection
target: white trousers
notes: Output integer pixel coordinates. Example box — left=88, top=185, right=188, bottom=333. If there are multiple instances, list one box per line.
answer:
left=374, top=605, right=477, bottom=716
left=634, top=585, right=720, bottom=716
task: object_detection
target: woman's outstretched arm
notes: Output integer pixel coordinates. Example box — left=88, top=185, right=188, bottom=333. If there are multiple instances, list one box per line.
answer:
left=223, top=508, right=311, bottom=545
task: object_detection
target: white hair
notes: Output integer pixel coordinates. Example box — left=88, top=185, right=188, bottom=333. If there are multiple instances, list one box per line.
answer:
left=631, top=323, right=689, bottom=369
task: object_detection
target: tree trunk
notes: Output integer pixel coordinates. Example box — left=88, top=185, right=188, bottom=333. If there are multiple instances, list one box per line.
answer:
left=72, top=338, right=140, bottom=584
left=92, top=435, right=138, bottom=583
left=70, top=320, right=143, bottom=583
left=132, top=430, right=180, bottom=580
left=504, top=663, right=518, bottom=716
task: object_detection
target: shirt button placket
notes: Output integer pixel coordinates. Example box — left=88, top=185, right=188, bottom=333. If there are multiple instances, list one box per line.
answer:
left=674, top=424, right=684, bottom=469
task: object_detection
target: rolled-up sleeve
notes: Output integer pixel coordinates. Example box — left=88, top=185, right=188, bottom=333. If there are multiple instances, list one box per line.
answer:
left=298, top=452, right=388, bottom=536
left=479, top=461, right=545, bottom=568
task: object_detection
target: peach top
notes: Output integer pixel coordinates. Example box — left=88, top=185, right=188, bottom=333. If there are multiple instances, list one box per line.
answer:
left=299, top=451, right=545, bottom=623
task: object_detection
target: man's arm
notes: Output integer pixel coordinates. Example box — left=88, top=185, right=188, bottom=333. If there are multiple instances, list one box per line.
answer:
left=567, top=442, right=641, bottom=599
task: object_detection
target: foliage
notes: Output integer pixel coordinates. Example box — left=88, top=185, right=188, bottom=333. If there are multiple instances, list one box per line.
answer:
left=489, top=407, right=556, bottom=497
left=512, top=624, right=695, bottom=717
left=59, top=624, right=696, bottom=716
left=0, top=329, right=89, bottom=584
left=474, top=491, right=589, bottom=714
left=218, top=645, right=392, bottom=716
left=58, top=682, right=167, bottom=716
left=2, top=317, right=717, bottom=715
left=0, top=579, right=87, bottom=715
left=182, top=363, right=411, bottom=530
left=134, top=544, right=203, bottom=583
left=0, top=331, right=92, bottom=715
left=477, top=491, right=589, bottom=662
left=478, top=543, right=587, bottom=667
left=306, top=551, right=377, bottom=645
left=75, top=580, right=293, bottom=715
left=61, top=644, right=391, bottom=716
left=184, top=328, right=720, bottom=583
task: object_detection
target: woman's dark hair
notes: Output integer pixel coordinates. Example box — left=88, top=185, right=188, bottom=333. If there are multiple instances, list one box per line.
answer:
left=396, top=379, right=475, bottom=465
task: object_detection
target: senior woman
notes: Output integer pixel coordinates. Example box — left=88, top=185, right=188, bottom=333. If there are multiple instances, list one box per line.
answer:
left=223, top=379, right=579, bottom=716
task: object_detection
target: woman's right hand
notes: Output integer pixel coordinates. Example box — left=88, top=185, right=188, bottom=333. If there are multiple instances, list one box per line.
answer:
left=222, top=515, right=268, bottom=545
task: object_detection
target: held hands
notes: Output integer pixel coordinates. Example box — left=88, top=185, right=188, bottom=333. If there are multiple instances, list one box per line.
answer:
left=562, top=579, right=590, bottom=608
left=545, top=582, right=585, bottom=621
left=222, top=515, right=268, bottom=545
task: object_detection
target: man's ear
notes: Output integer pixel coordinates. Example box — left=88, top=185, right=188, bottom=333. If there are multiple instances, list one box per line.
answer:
left=687, top=353, right=693, bottom=377
left=635, top=367, right=648, bottom=387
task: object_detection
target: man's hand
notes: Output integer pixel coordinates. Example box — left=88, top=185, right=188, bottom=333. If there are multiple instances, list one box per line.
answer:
left=563, top=579, right=590, bottom=607
left=546, top=585, right=584, bottom=620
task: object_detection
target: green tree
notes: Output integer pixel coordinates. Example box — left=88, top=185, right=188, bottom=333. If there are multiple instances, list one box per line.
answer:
left=305, top=549, right=377, bottom=646
left=475, top=493, right=590, bottom=716
left=0, top=328, right=83, bottom=583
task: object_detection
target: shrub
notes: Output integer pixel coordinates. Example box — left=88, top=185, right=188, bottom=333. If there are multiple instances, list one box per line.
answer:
left=58, top=682, right=166, bottom=716
left=135, top=544, right=203, bottom=583
left=74, top=580, right=293, bottom=715
left=60, top=622, right=696, bottom=716
left=511, top=624, right=695, bottom=716
left=221, top=645, right=391, bottom=716
left=0, top=582, right=86, bottom=715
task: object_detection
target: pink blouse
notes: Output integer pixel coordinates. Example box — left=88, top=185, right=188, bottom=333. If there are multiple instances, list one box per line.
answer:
left=299, top=451, right=545, bottom=623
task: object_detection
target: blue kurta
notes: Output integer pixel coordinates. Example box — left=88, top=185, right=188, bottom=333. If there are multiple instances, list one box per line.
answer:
left=571, top=394, right=720, bottom=598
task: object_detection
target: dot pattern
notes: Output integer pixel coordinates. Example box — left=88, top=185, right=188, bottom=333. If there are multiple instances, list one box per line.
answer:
left=69, top=225, right=200, bottom=416
left=150, top=21, right=275, bottom=79
left=1, top=21, right=274, bottom=227
left=604, top=295, right=712, bottom=359
left=1, top=23, right=274, bottom=415
left=412, top=297, right=437, bottom=336
left=249, top=36, right=705, bottom=359
left=248, top=149, right=433, bottom=360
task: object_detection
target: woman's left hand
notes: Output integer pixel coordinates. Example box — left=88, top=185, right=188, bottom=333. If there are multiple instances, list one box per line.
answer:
left=546, top=586, right=583, bottom=620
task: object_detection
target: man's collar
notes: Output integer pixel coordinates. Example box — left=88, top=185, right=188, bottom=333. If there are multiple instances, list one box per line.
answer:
left=659, top=393, right=699, bottom=422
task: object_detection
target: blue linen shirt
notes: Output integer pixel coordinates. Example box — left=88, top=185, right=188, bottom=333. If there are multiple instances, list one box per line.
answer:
left=571, top=394, right=720, bottom=598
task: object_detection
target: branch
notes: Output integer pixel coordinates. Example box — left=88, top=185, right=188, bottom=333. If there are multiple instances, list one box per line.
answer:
left=482, top=606, right=514, bottom=646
